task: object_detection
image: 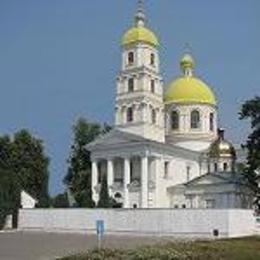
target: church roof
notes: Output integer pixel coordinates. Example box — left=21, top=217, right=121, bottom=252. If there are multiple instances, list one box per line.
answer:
left=167, top=172, right=249, bottom=194
left=86, top=129, right=200, bottom=160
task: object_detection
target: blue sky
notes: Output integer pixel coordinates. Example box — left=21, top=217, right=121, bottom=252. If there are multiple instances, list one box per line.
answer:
left=0, top=0, right=259, bottom=195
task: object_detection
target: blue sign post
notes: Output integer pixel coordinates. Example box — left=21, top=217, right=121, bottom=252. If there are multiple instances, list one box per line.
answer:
left=96, top=220, right=105, bottom=249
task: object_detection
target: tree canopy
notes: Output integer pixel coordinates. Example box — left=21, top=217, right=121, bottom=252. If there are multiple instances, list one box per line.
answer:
left=239, top=96, right=260, bottom=208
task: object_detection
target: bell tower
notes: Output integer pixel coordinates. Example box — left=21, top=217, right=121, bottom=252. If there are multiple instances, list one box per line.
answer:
left=115, top=0, right=165, bottom=142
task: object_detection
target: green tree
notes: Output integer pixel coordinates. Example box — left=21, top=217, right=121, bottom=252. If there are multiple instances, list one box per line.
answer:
left=0, top=130, right=50, bottom=229
left=0, top=170, right=14, bottom=229
left=239, top=96, right=260, bottom=208
left=0, top=136, right=20, bottom=229
left=12, top=130, right=50, bottom=207
left=97, top=176, right=112, bottom=208
left=64, top=118, right=111, bottom=207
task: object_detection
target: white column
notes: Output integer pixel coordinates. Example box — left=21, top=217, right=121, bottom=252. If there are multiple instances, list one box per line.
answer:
left=91, top=160, right=98, bottom=203
left=107, top=159, right=114, bottom=197
left=141, top=155, right=148, bottom=208
left=154, top=157, right=161, bottom=208
left=123, top=157, right=131, bottom=208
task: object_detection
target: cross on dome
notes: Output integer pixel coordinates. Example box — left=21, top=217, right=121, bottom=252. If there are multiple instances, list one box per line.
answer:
left=180, top=43, right=195, bottom=77
left=135, top=0, right=146, bottom=27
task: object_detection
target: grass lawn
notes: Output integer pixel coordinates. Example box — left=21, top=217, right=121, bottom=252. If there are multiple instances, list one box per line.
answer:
left=60, top=236, right=260, bottom=260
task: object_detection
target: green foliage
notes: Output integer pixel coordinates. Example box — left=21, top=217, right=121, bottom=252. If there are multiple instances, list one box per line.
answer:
left=97, top=176, right=113, bottom=208
left=0, top=169, right=20, bottom=229
left=51, top=192, right=69, bottom=208
left=239, top=96, right=260, bottom=208
left=12, top=130, right=50, bottom=206
left=0, top=130, right=50, bottom=229
left=64, top=118, right=111, bottom=208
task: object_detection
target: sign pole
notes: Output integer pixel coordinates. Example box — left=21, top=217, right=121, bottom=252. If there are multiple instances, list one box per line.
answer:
left=96, top=220, right=105, bottom=250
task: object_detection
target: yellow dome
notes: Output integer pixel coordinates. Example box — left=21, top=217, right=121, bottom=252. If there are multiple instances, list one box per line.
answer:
left=164, top=52, right=217, bottom=105
left=164, top=77, right=217, bottom=105
left=122, top=26, right=159, bottom=47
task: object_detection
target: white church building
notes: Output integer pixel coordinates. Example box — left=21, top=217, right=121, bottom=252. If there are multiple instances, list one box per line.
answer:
left=87, top=1, right=253, bottom=209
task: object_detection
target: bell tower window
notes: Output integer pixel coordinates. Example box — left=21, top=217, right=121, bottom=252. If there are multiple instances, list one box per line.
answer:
left=223, top=162, right=228, bottom=172
left=214, top=163, right=218, bottom=172
left=191, top=110, right=200, bottom=129
left=186, top=166, right=191, bottom=182
left=126, top=107, right=134, bottom=122
left=150, top=80, right=155, bottom=93
left=128, top=78, right=134, bottom=92
left=128, top=52, right=134, bottom=65
left=210, top=113, right=214, bottom=131
left=164, top=162, right=169, bottom=179
left=151, top=109, right=157, bottom=124
left=150, top=53, right=155, bottom=65
left=171, top=111, right=179, bottom=130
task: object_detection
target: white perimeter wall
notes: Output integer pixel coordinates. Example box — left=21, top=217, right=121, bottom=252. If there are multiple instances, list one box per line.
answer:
left=18, top=209, right=255, bottom=238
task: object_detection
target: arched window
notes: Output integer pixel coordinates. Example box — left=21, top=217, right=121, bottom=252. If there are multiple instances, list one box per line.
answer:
left=126, top=107, right=133, bottom=122
left=223, top=162, right=228, bottom=172
left=150, top=80, right=155, bottom=93
left=214, top=163, right=218, bottom=172
left=151, top=109, right=157, bottom=124
left=191, top=110, right=200, bottom=129
left=128, top=78, right=134, bottom=92
left=150, top=53, right=155, bottom=65
left=186, top=166, right=191, bottom=182
left=209, top=113, right=214, bottom=131
left=128, top=52, right=134, bottom=65
left=171, top=111, right=179, bottom=130
left=164, top=161, right=169, bottom=179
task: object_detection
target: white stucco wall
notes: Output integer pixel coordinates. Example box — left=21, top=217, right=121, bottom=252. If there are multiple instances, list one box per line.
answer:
left=18, top=209, right=255, bottom=238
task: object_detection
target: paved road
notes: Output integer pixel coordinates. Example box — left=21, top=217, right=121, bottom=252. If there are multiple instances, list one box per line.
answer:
left=0, top=231, right=174, bottom=260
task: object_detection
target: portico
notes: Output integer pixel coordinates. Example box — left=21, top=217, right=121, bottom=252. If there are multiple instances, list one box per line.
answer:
left=91, top=152, right=157, bottom=208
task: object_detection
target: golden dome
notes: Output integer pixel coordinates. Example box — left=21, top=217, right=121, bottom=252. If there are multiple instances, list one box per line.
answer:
left=122, top=0, right=159, bottom=47
left=164, top=77, right=217, bottom=105
left=164, top=53, right=217, bottom=105
left=209, top=129, right=236, bottom=158
left=122, top=26, right=159, bottom=47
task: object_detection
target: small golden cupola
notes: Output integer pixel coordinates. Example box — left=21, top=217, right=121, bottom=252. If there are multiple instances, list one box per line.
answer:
left=208, top=129, right=236, bottom=173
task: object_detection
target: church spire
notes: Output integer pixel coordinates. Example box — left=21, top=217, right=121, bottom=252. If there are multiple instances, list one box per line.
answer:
left=135, top=0, right=146, bottom=27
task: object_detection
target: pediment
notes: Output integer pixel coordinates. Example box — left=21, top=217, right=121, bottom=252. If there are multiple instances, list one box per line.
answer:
left=186, top=174, right=230, bottom=186
left=86, top=129, right=146, bottom=150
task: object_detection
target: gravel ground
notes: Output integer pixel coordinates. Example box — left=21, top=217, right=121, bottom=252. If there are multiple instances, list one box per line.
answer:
left=0, top=230, right=176, bottom=260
